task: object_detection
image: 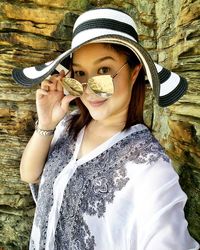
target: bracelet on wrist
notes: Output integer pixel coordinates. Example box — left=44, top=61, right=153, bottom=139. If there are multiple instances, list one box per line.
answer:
left=35, top=120, right=55, bottom=136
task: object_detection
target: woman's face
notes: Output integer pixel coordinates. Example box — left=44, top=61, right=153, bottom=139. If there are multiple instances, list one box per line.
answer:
left=72, top=43, right=141, bottom=123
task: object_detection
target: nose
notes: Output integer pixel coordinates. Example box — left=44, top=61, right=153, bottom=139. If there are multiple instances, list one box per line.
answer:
left=81, top=74, right=94, bottom=95
left=82, top=82, right=94, bottom=95
left=81, top=82, right=87, bottom=89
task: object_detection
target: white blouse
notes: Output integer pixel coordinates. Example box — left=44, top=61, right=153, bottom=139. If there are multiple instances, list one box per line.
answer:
left=29, top=116, right=199, bottom=250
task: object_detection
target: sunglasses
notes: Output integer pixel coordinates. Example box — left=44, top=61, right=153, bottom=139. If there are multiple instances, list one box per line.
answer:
left=62, top=62, right=128, bottom=98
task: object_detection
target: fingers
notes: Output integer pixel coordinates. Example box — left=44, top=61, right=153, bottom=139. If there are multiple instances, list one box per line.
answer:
left=47, top=74, right=59, bottom=91
left=60, top=95, right=76, bottom=113
left=57, top=71, right=65, bottom=92
left=41, top=70, right=67, bottom=92
left=59, top=69, right=66, bottom=78
left=36, top=89, right=48, bottom=99
left=37, top=70, right=73, bottom=97
left=57, top=70, right=70, bottom=92
left=40, top=79, right=49, bottom=91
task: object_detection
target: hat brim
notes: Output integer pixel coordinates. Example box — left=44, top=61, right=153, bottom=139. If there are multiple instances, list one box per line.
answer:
left=12, top=34, right=187, bottom=107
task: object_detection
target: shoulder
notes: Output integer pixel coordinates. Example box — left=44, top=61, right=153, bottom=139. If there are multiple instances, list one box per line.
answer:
left=125, top=128, right=199, bottom=249
left=125, top=124, right=170, bottom=166
left=125, top=124, right=185, bottom=203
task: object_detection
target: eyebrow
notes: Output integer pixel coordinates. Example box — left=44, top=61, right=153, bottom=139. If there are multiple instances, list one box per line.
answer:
left=72, top=56, right=115, bottom=67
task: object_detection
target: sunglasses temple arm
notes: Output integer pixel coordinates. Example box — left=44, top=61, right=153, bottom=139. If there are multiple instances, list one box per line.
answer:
left=112, top=62, right=128, bottom=79
left=64, top=70, right=71, bottom=77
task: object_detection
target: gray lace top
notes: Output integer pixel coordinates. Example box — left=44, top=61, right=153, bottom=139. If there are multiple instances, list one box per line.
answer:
left=29, top=115, right=199, bottom=250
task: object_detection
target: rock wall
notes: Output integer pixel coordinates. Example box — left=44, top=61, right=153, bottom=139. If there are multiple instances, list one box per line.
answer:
left=154, top=0, right=200, bottom=241
left=0, top=0, right=199, bottom=249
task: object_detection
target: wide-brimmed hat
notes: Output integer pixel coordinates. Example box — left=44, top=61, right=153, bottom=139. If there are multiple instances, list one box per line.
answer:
left=12, top=8, right=187, bottom=107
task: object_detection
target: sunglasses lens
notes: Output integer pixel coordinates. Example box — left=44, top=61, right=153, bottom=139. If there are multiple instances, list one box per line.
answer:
left=62, top=78, right=83, bottom=96
left=62, top=75, right=114, bottom=98
left=89, top=75, right=114, bottom=98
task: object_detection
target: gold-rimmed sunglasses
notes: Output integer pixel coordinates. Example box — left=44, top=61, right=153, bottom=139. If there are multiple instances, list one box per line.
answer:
left=62, top=62, right=128, bottom=98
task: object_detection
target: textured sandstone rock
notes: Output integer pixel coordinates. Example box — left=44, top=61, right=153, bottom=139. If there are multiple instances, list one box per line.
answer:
left=155, top=0, right=200, bottom=240
left=0, top=0, right=199, bottom=248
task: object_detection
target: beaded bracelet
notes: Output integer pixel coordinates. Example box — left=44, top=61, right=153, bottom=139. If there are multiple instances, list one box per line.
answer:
left=35, top=120, right=55, bottom=136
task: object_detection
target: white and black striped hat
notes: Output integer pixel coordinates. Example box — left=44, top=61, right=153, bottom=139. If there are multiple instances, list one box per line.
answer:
left=12, top=8, right=187, bottom=107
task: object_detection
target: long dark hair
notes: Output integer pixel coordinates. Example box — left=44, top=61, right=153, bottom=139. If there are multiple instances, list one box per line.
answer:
left=68, top=43, right=146, bottom=138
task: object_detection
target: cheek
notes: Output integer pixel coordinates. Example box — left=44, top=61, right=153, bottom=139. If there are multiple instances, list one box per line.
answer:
left=113, top=77, right=133, bottom=97
left=80, top=95, right=86, bottom=106
left=79, top=93, right=91, bottom=109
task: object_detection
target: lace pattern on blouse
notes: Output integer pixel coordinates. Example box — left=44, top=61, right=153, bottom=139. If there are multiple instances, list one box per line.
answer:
left=30, top=124, right=169, bottom=250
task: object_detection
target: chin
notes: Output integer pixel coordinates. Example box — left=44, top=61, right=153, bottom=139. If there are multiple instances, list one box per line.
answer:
left=88, top=108, right=110, bottom=121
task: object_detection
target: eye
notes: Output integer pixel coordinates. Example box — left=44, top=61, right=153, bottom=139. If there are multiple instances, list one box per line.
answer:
left=98, top=67, right=110, bottom=75
left=74, top=71, right=85, bottom=78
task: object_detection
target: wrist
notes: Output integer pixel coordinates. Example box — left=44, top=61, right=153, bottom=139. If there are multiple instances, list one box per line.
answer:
left=37, top=120, right=57, bottom=131
left=35, top=120, right=55, bottom=136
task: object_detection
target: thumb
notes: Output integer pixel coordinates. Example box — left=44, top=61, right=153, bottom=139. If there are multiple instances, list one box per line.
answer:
left=61, top=95, right=76, bottom=113
left=58, top=70, right=66, bottom=79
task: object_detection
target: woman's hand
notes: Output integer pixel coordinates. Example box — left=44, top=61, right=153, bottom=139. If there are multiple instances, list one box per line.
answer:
left=36, top=70, right=76, bottom=130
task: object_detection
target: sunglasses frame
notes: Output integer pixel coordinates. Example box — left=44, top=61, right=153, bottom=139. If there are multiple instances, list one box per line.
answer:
left=62, top=61, right=128, bottom=98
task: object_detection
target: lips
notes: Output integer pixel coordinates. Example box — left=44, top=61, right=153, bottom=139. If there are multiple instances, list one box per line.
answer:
left=88, top=99, right=107, bottom=107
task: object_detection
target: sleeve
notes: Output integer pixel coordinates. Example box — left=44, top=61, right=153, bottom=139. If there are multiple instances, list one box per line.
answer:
left=29, top=112, right=76, bottom=204
left=132, top=157, right=199, bottom=250
left=29, top=182, right=39, bottom=204
left=49, top=114, right=71, bottom=149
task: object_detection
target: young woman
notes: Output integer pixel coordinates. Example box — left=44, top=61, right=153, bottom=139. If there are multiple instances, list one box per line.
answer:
left=12, top=8, right=199, bottom=250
